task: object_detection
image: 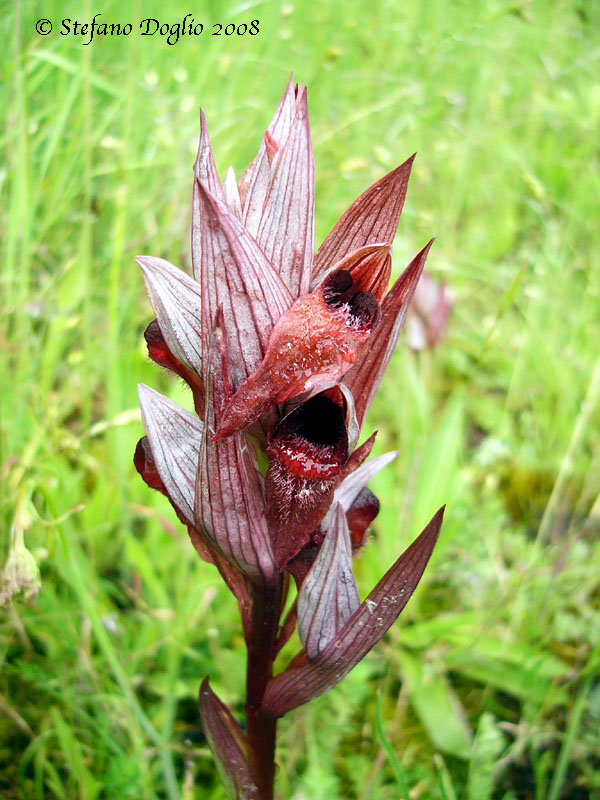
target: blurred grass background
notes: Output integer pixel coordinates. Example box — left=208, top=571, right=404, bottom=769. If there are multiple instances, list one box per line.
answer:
left=1, top=0, right=599, bottom=797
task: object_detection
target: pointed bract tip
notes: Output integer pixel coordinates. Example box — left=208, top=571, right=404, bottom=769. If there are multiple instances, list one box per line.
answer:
left=399, top=152, right=416, bottom=171
left=196, top=177, right=229, bottom=215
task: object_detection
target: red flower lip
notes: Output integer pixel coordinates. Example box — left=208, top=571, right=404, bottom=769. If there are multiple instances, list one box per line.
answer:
left=267, top=394, right=349, bottom=481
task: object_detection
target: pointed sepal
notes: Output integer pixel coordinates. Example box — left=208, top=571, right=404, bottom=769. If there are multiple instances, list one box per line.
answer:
left=198, top=679, right=260, bottom=800
left=255, top=84, right=315, bottom=297
left=136, top=256, right=203, bottom=378
left=297, top=504, right=360, bottom=659
left=137, top=385, right=204, bottom=526
left=196, top=181, right=293, bottom=389
left=192, top=109, right=224, bottom=282
left=242, top=75, right=297, bottom=235
left=344, top=239, right=434, bottom=426
left=260, top=506, right=444, bottom=717
left=312, top=155, right=415, bottom=282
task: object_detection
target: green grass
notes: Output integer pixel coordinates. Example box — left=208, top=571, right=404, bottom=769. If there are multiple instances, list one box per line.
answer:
left=2, top=0, right=599, bottom=797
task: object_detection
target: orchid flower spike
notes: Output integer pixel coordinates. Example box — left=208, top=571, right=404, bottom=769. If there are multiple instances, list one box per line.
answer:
left=134, top=76, right=443, bottom=798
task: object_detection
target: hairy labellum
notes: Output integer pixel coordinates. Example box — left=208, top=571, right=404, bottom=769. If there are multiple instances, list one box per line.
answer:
left=268, top=394, right=348, bottom=479
left=265, top=394, right=348, bottom=569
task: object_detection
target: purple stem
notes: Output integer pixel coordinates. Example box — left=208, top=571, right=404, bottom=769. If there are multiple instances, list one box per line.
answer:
left=245, top=579, right=282, bottom=799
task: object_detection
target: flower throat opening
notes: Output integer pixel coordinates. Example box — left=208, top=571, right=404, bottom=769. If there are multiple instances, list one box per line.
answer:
left=283, top=395, right=346, bottom=448
left=322, top=269, right=380, bottom=329
left=268, top=394, right=349, bottom=480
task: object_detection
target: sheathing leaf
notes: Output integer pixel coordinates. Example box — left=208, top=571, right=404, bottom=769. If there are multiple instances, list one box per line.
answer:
left=261, top=506, right=444, bottom=717
left=198, top=679, right=260, bottom=800
left=297, top=505, right=360, bottom=659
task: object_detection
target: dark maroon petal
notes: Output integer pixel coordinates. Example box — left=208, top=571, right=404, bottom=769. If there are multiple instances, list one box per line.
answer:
left=255, top=85, right=315, bottom=297
left=136, top=256, right=203, bottom=378
left=344, top=239, right=434, bottom=427
left=191, top=109, right=225, bottom=283
left=144, top=319, right=179, bottom=372
left=196, top=181, right=293, bottom=390
left=137, top=385, right=203, bottom=526
left=260, top=506, right=444, bottom=717
left=242, top=75, right=296, bottom=235
left=134, top=436, right=167, bottom=496
left=195, top=313, right=276, bottom=584
left=198, top=679, right=259, bottom=800
left=347, top=488, right=380, bottom=548
left=297, top=504, right=360, bottom=659
left=313, top=155, right=414, bottom=283
left=143, top=320, right=205, bottom=417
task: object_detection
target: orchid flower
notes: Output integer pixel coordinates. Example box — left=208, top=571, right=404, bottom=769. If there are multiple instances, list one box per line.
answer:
left=134, top=76, right=444, bottom=800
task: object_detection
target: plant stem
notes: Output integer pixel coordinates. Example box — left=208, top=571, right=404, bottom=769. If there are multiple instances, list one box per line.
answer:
left=245, top=579, right=282, bottom=800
